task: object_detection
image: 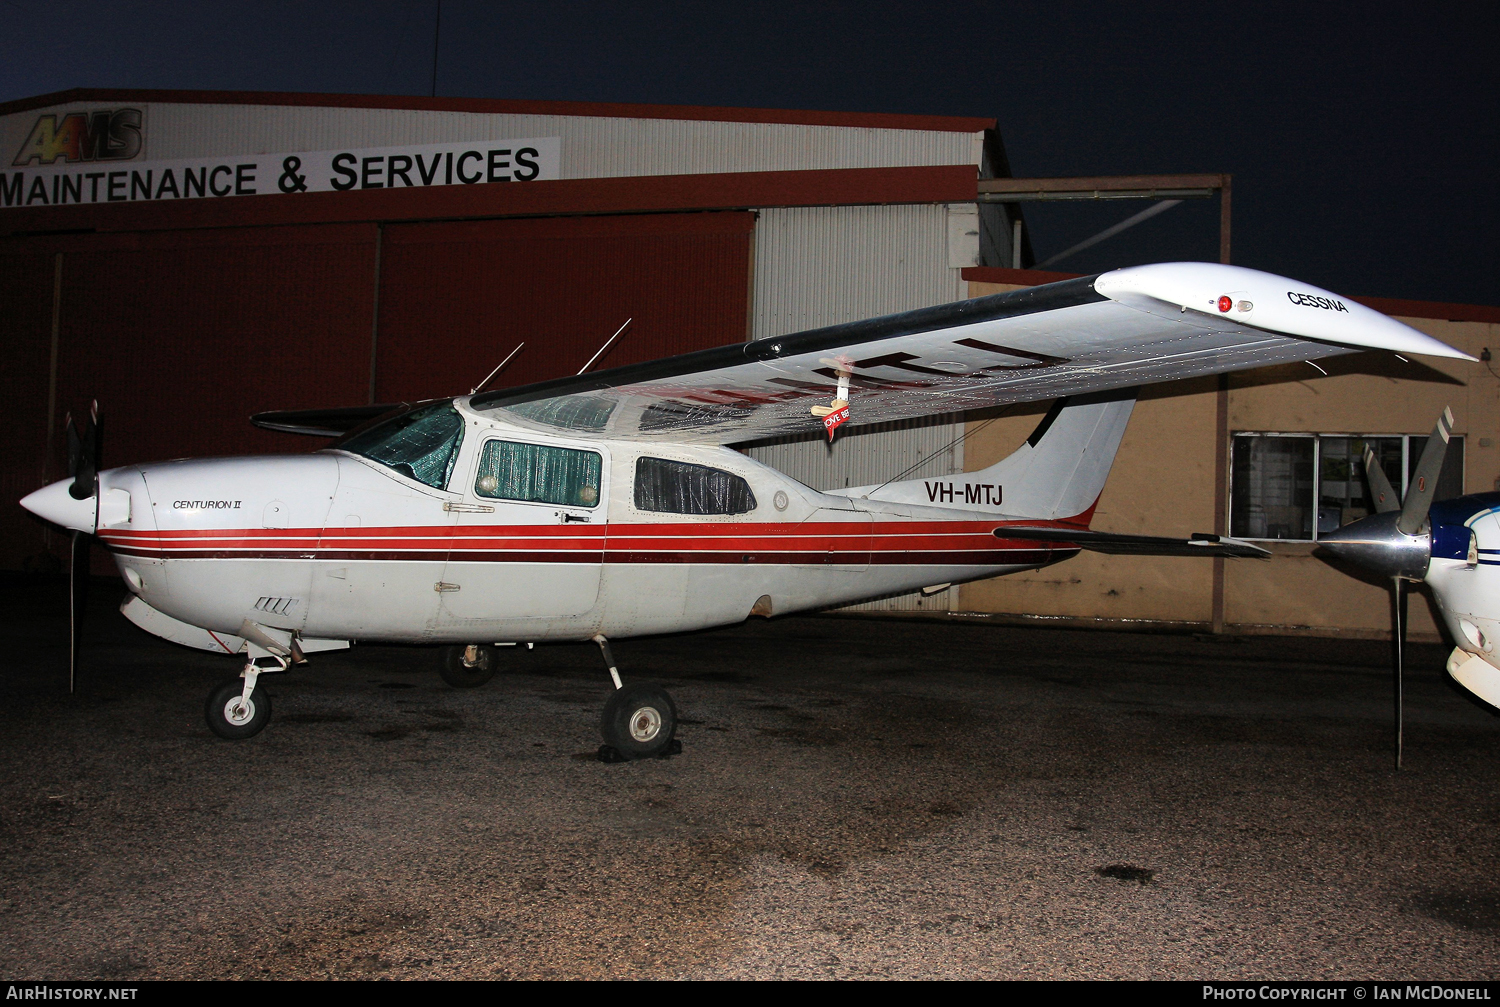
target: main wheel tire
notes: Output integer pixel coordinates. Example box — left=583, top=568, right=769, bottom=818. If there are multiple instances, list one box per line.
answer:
left=440, top=644, right=497, bottom=688
left=205, top=677, right=272, bottom=740
left=600, top=683, right=677, bottom=760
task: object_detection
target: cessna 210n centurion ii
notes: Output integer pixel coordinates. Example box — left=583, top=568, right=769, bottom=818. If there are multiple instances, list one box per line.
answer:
left=20, top=262, right=1472, bottom=758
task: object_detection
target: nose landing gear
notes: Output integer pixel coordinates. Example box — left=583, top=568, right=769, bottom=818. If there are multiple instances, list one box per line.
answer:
left=203, top=621, right=301, bottom=740
left=593, top=635, right=680, bottom=762
left=205, top=655, right=285, bottom=739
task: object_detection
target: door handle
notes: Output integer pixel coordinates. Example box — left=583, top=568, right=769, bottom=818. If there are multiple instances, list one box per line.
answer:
left=444, top=501, right=495, bottom=514
left=562, top=513, right=591, bottom=523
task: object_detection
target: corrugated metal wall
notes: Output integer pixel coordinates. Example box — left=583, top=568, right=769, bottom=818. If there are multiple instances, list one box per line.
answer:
left=743, top=204, right=968, bottom=611
left=375, top=213, right=754, bottom=402
left=0, top=102, right=983, bottom=180
left=11, top=224, right=379, bottom=572
left=748, top=204, right=965, bottom=339
left=51, top=225, right=378, bottom=468
left=0, top=252, right=56, bottom=570
left=740, top=416, right=964, bottom=494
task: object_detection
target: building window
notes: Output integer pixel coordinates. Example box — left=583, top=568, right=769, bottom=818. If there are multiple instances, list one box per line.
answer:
left=1230, top=433, right=1465, bottom=541
left=634, top=457, right=757, bottom=515
left=474, top=440, right=602, bottom=508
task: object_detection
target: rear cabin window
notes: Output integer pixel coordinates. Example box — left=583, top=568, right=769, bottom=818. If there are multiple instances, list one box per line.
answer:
left=336, top=401, right=465, bottom=490
left=634, top=457, right=757, bottom=515
left=474, top=440, right=602, bottom=508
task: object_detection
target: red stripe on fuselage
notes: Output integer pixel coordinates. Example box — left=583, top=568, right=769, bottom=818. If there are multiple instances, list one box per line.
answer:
left=98, top=518, right=1079, bottom=566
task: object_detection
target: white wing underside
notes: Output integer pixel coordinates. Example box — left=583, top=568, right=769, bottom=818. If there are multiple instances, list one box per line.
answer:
left=466, top=263, right=1470, bottom=446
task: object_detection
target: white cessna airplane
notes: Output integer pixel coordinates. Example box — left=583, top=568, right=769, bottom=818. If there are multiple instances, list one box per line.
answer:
left=20, top=262, right=1470, bottom=759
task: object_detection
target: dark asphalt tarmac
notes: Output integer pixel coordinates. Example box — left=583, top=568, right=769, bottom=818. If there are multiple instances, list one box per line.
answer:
left=1, top=575, right=1497, bottom=980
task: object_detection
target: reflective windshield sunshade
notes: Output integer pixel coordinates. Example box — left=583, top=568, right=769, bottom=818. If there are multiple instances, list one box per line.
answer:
left=634, top=457, right=756, bottom=515
left=337, top=402, right=465, bottom=489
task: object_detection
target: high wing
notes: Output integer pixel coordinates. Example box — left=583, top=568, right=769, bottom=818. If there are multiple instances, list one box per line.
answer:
left=467, top=263, right=1468, bottom=444
left=255, top=263, right=1470, bottom=445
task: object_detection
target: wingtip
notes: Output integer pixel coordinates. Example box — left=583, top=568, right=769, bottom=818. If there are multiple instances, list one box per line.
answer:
left=1098, top=263, right=1473, bottom=362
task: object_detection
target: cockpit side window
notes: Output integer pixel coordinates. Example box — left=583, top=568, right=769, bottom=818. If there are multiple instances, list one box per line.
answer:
left=336, top=402, right=465, bottom=490
left=634, top=457, right=757, bottom=515
left=475, top=440, right=602, bottom=508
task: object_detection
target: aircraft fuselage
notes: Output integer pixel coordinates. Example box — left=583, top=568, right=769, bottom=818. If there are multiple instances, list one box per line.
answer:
left=70, top=402, right=1070, bottom=653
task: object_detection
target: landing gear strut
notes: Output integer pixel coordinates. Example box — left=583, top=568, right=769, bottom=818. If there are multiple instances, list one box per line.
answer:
left=203, top=622, right=301, bottom=740
left=593, top=635, right=679, bottom=761
left=205, top=655, right=285, bottom=740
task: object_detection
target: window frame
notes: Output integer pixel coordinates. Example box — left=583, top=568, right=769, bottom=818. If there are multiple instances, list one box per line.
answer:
left=330, top=400, right=467, bottom=492
left=630, top=454, right=759, bottom=517
left=1228, top=431, right=1466, bottom=542
left=469, top=436, right=606, bottom=510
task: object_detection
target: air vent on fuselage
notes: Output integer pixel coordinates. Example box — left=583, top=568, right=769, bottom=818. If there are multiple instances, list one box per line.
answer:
left=253, top=597, right=300, bottom=616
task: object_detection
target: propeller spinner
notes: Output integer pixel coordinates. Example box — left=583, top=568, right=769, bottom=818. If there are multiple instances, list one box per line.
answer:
left=1317, top=406, right=1453, bottom=769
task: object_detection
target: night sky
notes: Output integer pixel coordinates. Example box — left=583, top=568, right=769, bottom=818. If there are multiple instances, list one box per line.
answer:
left=2, top=1, right=1494, bottom=306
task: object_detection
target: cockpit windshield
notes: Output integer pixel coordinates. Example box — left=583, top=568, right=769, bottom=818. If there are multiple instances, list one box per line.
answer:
left=333, top=401, right=465, bottom=489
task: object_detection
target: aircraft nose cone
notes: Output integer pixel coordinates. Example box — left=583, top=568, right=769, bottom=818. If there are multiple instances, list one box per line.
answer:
left=1316, top=511, right=1430, bottom=580
left=19, top=478, right=97, bottom=534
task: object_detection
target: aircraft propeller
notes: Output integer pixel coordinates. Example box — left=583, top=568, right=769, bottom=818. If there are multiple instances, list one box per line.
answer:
left=1317, top=406, right=1453, bottom=769
left=63, top=401, right=101, bottom=694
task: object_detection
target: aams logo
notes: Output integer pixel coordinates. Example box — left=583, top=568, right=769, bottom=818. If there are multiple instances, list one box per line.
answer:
left=12, top=108, right=144, bottom=166
left=1286, top=291, right=1349, bottom=313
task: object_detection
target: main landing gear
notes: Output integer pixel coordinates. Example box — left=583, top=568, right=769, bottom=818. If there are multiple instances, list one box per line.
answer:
left=440, top=644, right=498, bottom=688
left=593, top=635, right=680, bottom=762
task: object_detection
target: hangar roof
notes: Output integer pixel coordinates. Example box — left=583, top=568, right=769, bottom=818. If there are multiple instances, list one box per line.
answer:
left=0, top=88, right=996, bottom=133
left=0, top=88, right=1005, bottom=237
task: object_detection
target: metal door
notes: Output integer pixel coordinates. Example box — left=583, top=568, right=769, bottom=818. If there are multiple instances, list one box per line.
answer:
left=437, top=436, right=607, bottom=628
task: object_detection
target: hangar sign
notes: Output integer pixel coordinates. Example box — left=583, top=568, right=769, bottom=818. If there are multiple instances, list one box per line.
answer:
left=11, top=107, right=145, bottom=165
left=1, top=135, right=561, bottom=209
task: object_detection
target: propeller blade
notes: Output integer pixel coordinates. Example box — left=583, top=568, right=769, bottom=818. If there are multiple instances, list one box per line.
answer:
left=1397, top=406, right=1454, bottom=535
left=1392, top=576, right=1407, bottom=770
left=70, top=529, right=89, bottom=694
left=89, top=400, right=102, bottom=469
left=68, top=402, right=101, bottom=502
left=65, top=411, right=81, bottom=479
left=65, top=403, right=100, bottom=692
left=1362, top=443, right=1401, bottom=514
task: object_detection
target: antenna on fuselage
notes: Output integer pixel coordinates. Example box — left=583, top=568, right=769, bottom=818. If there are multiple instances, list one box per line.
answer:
left=469, top=341, right=526, bottom=395
left=578, top=318, right=632, bottom=375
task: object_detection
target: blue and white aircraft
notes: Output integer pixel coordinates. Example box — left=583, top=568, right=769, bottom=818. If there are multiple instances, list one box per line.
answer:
left=1319, top=410, right=1500, bottom=764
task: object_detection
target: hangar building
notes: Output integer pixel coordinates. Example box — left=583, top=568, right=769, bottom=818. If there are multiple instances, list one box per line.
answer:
left=2, top=89, right=1497, bottom=640
left=0, top=88, right=1019, bottom=615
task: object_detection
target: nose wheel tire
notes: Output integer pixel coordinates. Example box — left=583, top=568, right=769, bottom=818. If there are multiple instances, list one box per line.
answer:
left=441, top=644, right=497, bottom=688
left=205, top=677, right=271, bottom=740
left=600, top=683, right=677, bottom=759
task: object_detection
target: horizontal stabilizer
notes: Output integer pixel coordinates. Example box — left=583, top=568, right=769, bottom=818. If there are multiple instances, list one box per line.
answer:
left=995, top=527, right=1270, bottom=559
